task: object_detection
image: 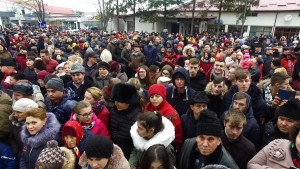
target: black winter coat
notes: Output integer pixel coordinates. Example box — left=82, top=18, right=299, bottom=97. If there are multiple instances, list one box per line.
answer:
left=189, top=71, right=207, bottom=91
left=109, top=105, right=141, bottom=159
left=24, top=67, right=38, bottom=85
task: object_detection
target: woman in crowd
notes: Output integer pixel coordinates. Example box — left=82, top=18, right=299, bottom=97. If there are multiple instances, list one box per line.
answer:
left=145, top=84, right=183, bottom=151
left=79, top=135, right=130, bottom=169
left=84, top=87, right=110, bottom=128
left=20, top=108, right=61, bottom=169
left=160, top=64, right=173, bottom=79
left=127, top=77, right=149, bottom=103
left=129, top=111, right=176, bottom=168
left=110, top=83, right=142, bottom=159
left=137, top=65, right=153, bottom=90
left=139, top=144, right=175, bottom=169
left=70, top=100, right=110, bottom=137
left=248, top=122, right=300, bottom=169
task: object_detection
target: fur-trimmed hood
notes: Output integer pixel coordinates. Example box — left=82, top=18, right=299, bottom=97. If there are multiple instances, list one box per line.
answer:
left=205, top=81, right=228, bottom=98
left=130, top=116, right=175, bottom=151
left=183, top=45, right=195, bottom=57
left=79, top=144, right=130, bottom=169
left=20, top=113, right=61, bottom=148
left=60, top=147, right=76, bottom=169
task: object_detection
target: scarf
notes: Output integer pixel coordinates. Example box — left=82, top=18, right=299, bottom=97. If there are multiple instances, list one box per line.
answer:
left=287, top=60, right=294, bottom=77
left=92, top=100, right=106, bottom=115
left=291, top=143, right=300, bottom=168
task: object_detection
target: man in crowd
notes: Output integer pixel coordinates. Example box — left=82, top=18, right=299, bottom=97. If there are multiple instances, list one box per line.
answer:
left=40, top=49, right=58, bottom=73
left=188, top=58, right=207, bottom=91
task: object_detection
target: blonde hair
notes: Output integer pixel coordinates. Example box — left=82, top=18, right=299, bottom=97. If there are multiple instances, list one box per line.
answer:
left=74, top=101, right=91, bottom=114
left=68, top=55, right=83, bottom=64
left=86, top=87, right=103, bottom=101
left=127, top=78, right=141, bottom=90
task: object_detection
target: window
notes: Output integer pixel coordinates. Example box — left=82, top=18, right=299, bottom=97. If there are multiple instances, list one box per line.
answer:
left=127, top=21, right=134, bottom=32
left=247, top=12, right=258, bottom=17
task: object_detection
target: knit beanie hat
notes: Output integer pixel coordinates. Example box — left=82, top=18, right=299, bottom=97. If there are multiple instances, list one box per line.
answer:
left=37, top=70, right=50, bottom=80
left=35, top=140, right=65, bottom=169
left=98, top=61, right=110, bottom=70
left=192, top=91, right=210, bottom=104
left=13, top=98, right=38, bottom=113
left=277, top=98, right=300, bottom=121
left=148, top=84, right=166, bottom=99
left=85, top=135, right=113, bottom=159
left=70, top=63, right=85, bottom=74
left=243, top=51, right=250, bottom=59
left=46, top=78, right=64, bottom=92
left=26, top=55, right=35, bottom=61
left=109, top=60, right=119, bottom=72
left=196, top=110, right=222, bottom=137
left=13, top=80, right=33, bottom=96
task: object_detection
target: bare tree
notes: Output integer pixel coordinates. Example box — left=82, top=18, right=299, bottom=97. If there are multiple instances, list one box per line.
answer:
left=96, top=0, right=115, bottom=31
left=15, top=0, right=46, bottom=22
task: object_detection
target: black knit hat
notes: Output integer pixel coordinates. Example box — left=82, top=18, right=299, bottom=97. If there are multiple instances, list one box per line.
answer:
left=111, top=83, right=139, bottom=105
left=98, top=61, right=110, bottom=70
left=277, top=98, right=300, bottom=121
left=176, top=57, right=185, bottom=68
left=46, top=78, right=64, bottom=92
left=0, top=58, right=15, bottom=67
left=196, top=110, right=222, bottom=137
left=13, top=80, right=33, bottom=96
left=26, top=55, right=36, bottom=61
left=85, top=135, right=113, bottom=158
left=192, top=91, right=210, bottom=104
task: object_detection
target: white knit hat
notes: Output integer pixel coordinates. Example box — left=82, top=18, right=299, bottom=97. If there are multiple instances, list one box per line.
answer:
left=13, top=98, right=38, bottom=113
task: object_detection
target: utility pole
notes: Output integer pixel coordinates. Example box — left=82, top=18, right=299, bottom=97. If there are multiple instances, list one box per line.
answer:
left=216, top=0, right=223, bottom=37
left=240, top=0, right=248, bottom=37
left=191, top=0, right=196, bottom=35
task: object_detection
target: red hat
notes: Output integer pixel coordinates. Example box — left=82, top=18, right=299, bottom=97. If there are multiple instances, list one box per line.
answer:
left=148, top=84, right=166, bottom=99
left=177, top=43, right=184, bottom=48
left=62, top=121, right=84, bottom=148
left=37, top=70, right=50, bottom=80
left=109, top=60, right=120, bottom=72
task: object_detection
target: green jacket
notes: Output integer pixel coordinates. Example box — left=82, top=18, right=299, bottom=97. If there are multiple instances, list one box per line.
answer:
left=0, top=91, right=12, bottom=140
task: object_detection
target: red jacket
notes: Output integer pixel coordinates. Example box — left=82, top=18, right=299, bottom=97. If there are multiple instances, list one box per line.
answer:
left=16, top=54, right=27, bottom=71
left=1, top=69, right=16, bottom=89
left=45, top=59, right=58, bottom=73
left=281, top=58, right=296, bottom=76
left=145, top=100, right=183, bottom=150
left=92, top=100, right=110, bottom=129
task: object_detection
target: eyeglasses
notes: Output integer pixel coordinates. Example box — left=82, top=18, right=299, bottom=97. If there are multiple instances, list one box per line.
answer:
left=78, top=111, right=93, bottom=117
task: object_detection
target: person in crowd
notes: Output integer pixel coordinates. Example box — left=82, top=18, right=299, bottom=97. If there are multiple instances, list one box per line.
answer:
left=110, top=83, right=142, bottom=159
left=109, top=60, right=128, bottom=83
left=249, top=57, right=263, bottom=84
left=40, top=49, right=58, bottom=73
left=221, top=109, right=256, bottom=169
left=94, top=61, right=111, bottom=89
left=121, top=42, right=131, bottom=70
left=99, top=43, right=112, bottom=63
left=220, top=92, right=260, bottom=147
left=79, top=135, right=130, bottom=169
left=160, top=64, right=173, bottom=79
left=10, top=98, right=38, bottom=159
left=225, top=65, right=241, bottom=89
left=145, top=84, right=183, bottom=150
left=181, top=91, right=209, bottom=140
left=225, top=51, right=238, bottom=68
left=207, top=59, right=226, bottom=82
left=23, top=55, right=37, bottom=85
left=84, top=87, right=110, bottom=128
left=183, top=45, right=195, bottom=60
left=129, top=111, right=176, bottom=168
left=205, top=76, right=228, bottom=118
left=20, top=108, right=61, bottom=169
left=0, top=90, right=12, bottom=142
left=239, top=51, right=252, bottom=70
left=248, top=122, right=300, bottom=169
left=262, top=98, right=300, bottom=147
left=262, top=47, right=274, bottom=77
left=223, top=69, right=266, bottom=125
left=60, top=61, right=73, bottom=87
left=16, top=46, right=28, bottom=71
left=144, top=40, right=157, bottom=67
left=127, top=77, right=149, bottom=103
left=281, top=51, right=297, bottom=77
left=0, top=43, right=12, bottom=60
left=35, top=140, right=76, bottom=169
left=129, top=44, right=146, bottom=77
left=179, top=110, right=239, bottom=169
left=0, top=141, right=17, bottom=169
left=0, top=57, right=16, bottom=89
left=189, top=58, right=207, bottom=91
left=166, top=67, right=195, bottom=116
left=136, top=65, right=153, bottom=90
left=139, top=144, right=175, bottom=169
left=200, top=51, right=215, bottom=76
left=83, top=51, right=98, bottom=78
left=45, top=78, right=77, bottom=125
left=70, top=100, right=109, bottom=137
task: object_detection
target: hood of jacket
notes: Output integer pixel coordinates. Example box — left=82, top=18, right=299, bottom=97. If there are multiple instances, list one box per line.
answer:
left=229, top=92, right=254, bottom=119
left=183, top=45, right=195, bottom=57
left=20, top=113, right=61, bottom=148
left=62, top=120, right=84, bottom=148
left=0, top=90, right=12, bottom=105
left=171, top=67, right=190, bottom=88
left=130, top=116, right=175, bottom=151
left=60, top=146, right=76, bottom=169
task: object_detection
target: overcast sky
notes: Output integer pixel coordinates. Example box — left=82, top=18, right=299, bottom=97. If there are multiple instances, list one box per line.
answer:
left=44, top=0, right=98, bottom=12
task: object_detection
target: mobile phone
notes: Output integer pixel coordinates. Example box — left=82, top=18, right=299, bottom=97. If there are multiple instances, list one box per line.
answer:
left=278, top=89, right=295, bottom=100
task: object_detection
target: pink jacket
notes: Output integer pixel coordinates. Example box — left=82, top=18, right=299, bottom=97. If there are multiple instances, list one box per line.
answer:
left=69, top=113, right=110, bottom=138
left=247, top=139, right=295, bottom=169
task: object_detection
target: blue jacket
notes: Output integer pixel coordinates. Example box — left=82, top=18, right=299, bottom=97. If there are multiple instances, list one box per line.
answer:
left=223, top=83, right=266, bottom=124
left=220, top=93, right=260, bottom=147
left=166, top=68, right=195, bottom=116
left=0, top=142, right=17, bottom=169
left=181, top=109, right=197, bottom=140
left=19, top=113, right=61, bottom=169
left=143, top=45, right=157, bottom=66
left=45, top=89, right=77, bottom=125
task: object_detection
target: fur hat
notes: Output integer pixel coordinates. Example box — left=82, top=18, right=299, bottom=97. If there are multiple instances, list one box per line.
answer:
left=148, top=84, right=166, bottom=99
left=111, top=83, right=139, bottom=105
left=35, top=140, right=65, bottom=169
left=277, top=98, right=300, bottom=121
left=13, top=98, right=38, bottom=113
left=196, top=110, right=221, bottom=137
left=46, top=78, right=64, bottom=92
left=192, top=91, right=210, bottom=104
left=70, top=63, right=85, bottom=74
left=85, top=135, right=113, bottom=159
left=13, top=80, right=33, bottom=96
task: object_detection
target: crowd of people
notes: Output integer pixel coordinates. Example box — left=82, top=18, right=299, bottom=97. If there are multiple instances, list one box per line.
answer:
left=0, top=26, right=300, bottom=169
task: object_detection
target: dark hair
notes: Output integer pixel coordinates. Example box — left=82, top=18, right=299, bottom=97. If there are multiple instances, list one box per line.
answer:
left=212, top=76, right=225, bottom=84
left=137, top=111, right=164, bottom=136
left=270, top=72, right=290, bottom=86
left=40, top=49, right=49, bottom=56
left=10, top=72, right=25, bottom=81
left=289, top=122, right=300, bottom=144
left=234, top=69, right=250, bottom=80
left=190, top=58, right=200, bottom=65
left=233, top=92, right=249, bottom=106
left=33, top=59, right=46, bottom=71
left=139, top=144, right=172, bottom=169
